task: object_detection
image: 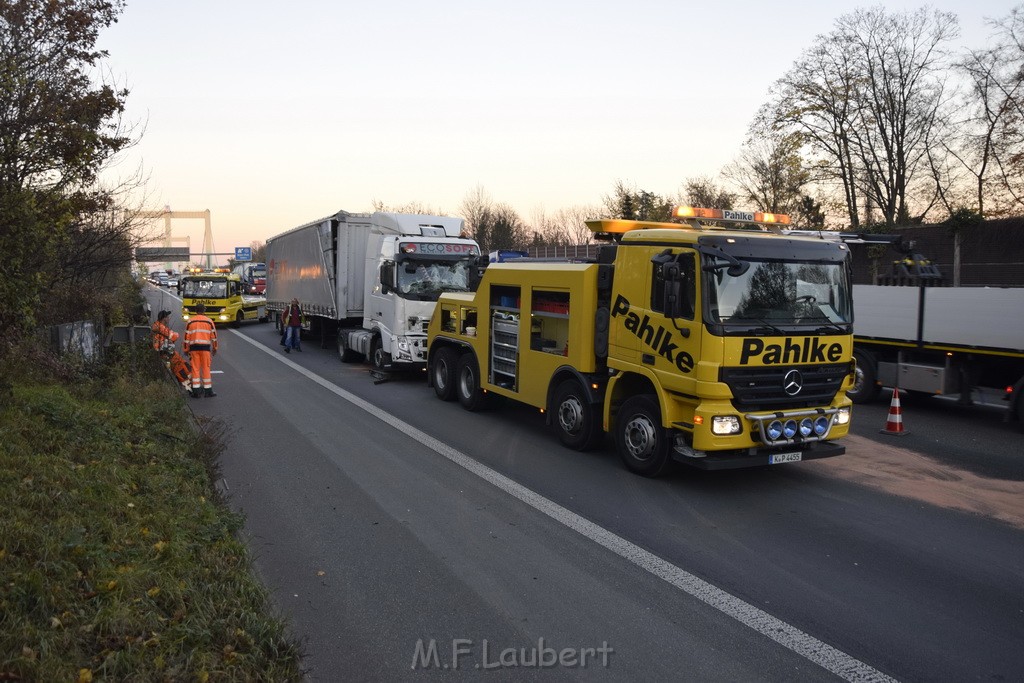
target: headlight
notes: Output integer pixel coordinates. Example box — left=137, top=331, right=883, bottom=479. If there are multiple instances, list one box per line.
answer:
left=799, top=418, right=814, bottom=437
left=397, top=340, right=410, bottom=352
left=767, top=420, right=784, bottom=441
left=711, top=415, right=741, bottom=435
left=219, top=314, right=228, bottom=321
left=783, top=420, right=798, bottom=439
left=836, top=407, right=851, bottom=425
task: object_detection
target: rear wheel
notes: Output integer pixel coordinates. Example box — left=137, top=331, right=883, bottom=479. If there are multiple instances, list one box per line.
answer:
left=553, top=380, right=603, bottom=450
left=456, top=354, right=490, bottom=411
left=615, top=394, right=672, bottom=477
left=432, top=347, right=458, bottom=401
left=848, top=348, right=880, bottom=403
left=337, top=333, right=359, bottom=363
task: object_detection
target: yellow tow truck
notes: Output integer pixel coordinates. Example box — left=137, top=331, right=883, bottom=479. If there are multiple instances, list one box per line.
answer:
left=427, top=207, right=855, bottom=475
left=181, top=271, right=268, bottom=327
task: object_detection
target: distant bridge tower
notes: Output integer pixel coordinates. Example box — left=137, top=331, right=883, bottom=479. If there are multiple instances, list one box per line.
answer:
left=139, top=207, right=213, bottom=269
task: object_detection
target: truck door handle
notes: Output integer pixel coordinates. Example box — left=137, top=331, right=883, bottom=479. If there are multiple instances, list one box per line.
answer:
left=642, top=353, right=655, bottom=365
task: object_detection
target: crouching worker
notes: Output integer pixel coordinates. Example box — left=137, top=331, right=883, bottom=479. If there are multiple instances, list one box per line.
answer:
left=183, top=303, right=218, bottom=398
left=151, top=309, right=179, bottom=351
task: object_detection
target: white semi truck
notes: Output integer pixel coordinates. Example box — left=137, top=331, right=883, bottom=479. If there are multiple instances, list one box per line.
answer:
left=846, top=253, right=1024, bottom=428
left=265, top=210, right=480, bottom=370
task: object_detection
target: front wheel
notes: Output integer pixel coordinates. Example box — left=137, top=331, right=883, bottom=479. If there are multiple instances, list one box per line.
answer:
left=432, top=347, right=458, bottom=401
left=553, top=380, right=603, bottom=451
left=370, top=336, right=390, bottom=371
left=233, top=311, right=244, bottom=328
left=456, top=354, right=490, bottom=411
left=848, top=348, right=880, bottom=403
left=615, top=394, right=672, bottom=477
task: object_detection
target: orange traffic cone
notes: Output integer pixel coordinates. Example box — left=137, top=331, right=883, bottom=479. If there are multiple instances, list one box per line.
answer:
left=880, top=388, right=909, bottom=436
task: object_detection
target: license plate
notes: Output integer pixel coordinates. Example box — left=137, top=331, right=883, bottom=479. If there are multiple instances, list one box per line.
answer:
left=770, top=451, right=802, bottom=464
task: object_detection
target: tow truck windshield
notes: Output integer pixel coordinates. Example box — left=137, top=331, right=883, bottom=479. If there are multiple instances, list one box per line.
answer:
left=183, top=279, right=228, bottom=299
left=707, top=260, right=851, bottom=328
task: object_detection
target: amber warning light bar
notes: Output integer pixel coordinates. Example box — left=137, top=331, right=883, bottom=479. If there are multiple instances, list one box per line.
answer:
left=671, top=206, right=791, bottom=225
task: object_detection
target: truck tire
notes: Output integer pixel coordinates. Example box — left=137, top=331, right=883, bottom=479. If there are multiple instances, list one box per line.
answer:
left=432, top=347, right=458, bottom=401
left=615, top=395, right=672, bottom=477
left=848, top=348, right=880, bottom=403
left=233, top=311, right=244, bottom=328
left=456, top=354, right=490, bottom=411
left=553, top=379, right=603, bottom=451
left=337, top=333, right=359, bottom=363
left=370, top=336, right=390, bottom=371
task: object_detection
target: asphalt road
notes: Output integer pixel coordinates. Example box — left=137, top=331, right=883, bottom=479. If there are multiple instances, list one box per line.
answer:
left=147, top=287, right=1024, bottom=681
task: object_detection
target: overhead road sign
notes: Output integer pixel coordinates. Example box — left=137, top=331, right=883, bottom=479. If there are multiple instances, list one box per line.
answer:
left=235, top=246, right=252, bottom=261
left=136, top=247, right=191, bottom=261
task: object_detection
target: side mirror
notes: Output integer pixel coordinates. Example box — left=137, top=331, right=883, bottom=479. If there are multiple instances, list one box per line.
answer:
left=380, top=262, right=394, bottom=295
left=662, top=263, right=683, bottom=319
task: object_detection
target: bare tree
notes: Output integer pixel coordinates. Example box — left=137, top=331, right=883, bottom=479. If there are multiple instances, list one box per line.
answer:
left=980, top=6, right=1024, bottom=215
left=678, top=176, right=734, bottom=210
left=459, top=185, right=495, bottom=248
left=769, top=38, right=863, bottom=228
left=529, top=205, right=601, bottom=246
left=768, top=7, right=958, bottom=228
left=722, top=124, right=808, bottom=213
left=601, top=180, right=673, bottom=221
left=370, top=199, right=450, bottom=215
left=840, top=7, right=958, bottom=226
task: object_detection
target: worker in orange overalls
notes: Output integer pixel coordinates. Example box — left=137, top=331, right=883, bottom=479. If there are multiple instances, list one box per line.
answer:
left=183, top=303, right=218, bottom=398
left=151, top=310, right=179, bottom=351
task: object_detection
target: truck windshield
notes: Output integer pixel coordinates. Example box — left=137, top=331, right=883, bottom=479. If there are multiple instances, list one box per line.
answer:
left=183, top=280, right=228, bottom=299
left=396, top=259, right=473, bottom=301
left=708, top=260, right=851, bottom=326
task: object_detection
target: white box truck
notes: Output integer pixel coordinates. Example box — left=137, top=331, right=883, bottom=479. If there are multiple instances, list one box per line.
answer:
left=265, top=210, right=480, bottom=370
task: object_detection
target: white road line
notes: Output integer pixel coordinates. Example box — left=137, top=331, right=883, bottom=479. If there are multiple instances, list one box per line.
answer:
left=232, top=330, right=897, bottom=683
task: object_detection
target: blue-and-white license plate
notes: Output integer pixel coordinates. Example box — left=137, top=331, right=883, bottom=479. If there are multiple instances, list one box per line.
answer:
left=770, top=451, right=802, bottom=464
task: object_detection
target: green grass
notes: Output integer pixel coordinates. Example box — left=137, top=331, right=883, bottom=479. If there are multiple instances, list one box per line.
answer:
left=0, top=343, right=304, bottom=681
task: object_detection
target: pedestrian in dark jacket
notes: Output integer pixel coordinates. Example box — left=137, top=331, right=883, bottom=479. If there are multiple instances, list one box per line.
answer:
left=283, top=299, right=302, bottom=353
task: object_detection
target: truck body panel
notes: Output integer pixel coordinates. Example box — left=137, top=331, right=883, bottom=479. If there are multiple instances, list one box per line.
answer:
left=854, top=285, right=1024, bottom=353
left=850, top=283, right=1024, bottom=421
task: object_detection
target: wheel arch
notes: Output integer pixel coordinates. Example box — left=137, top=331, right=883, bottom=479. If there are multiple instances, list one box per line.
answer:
left=606, top=370, right=659, bottom=431
left=545, top=366, right=604, bottom=426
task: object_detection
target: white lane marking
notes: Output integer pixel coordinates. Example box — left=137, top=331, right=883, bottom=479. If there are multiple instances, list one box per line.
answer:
left=231, top=330, right=896, bottom=683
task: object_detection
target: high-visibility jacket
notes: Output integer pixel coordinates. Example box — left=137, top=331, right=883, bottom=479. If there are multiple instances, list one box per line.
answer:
left=184, top=315, right=218, bottom=353
left=151, top=321, right=179, bottom=350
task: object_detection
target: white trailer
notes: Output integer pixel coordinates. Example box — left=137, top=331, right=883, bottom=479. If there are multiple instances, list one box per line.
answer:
left=265, top=210, right=480, bottom=370
left=849, top=283, right=1024, bottom=427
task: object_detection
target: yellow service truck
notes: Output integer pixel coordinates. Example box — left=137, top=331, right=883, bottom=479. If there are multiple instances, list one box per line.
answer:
left=181, top=272, right=268, bottom=327
left=426, top=207, right=855, bottom=475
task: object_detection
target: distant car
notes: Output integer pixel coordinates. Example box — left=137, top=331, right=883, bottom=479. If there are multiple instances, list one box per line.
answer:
left=157, top=274, right=169, bottom=287
left=166, top=275, right=179, bottom=288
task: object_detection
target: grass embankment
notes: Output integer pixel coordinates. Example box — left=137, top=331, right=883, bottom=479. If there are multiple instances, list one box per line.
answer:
left=0, top=343, right=303, bottom=681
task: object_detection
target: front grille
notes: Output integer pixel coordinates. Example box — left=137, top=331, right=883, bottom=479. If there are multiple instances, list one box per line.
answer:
left=721, top=363, right=848, bottom=411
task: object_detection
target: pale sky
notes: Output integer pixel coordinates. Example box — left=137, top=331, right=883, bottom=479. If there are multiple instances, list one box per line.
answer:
left=99, top=1, right=1014, bottom=260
